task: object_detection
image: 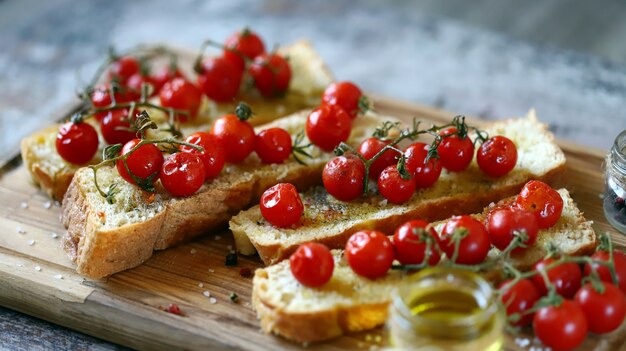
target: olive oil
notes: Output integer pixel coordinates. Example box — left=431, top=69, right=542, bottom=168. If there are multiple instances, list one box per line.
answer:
left=388, top=268, right=504, bottom=351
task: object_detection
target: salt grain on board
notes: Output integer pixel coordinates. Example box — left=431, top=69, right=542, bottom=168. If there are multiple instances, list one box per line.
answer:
left=43, top=201, right=52, bottom=209
left=54, top=274, right=63, bottom=280
left=16, top=226, right=26, bottom=234
left=198, top=283, right=204, bottom=288
left=20, top=202, right=28, bottom=209
left=27, top=240, right=35, bottom=246
left=209, top=297, right=217, bottom=304
left=51, top=232, right=58, bottom=239
left=203, top=291, right=211, bottom=297
left=34, top=266, right=41, bottom=271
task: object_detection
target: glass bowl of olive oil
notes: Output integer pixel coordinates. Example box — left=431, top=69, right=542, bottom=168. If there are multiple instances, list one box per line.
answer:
left=388, top=267, right=504, bottom=351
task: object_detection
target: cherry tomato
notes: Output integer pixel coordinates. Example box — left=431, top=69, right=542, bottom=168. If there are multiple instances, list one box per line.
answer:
left=56, top=120, right=99, bottom=164
left=321, top=81, right=364, bottom=119
left=305, top=105, right=352, bottom=152
left=223, top=28, right=265, bottom=71
left=436, top=215, right=491, bottom=265
left=116, top=139, right=164, bottom=186
left=289, top=242, right=334, bottom=287
left=159, top=78, right=203, bottom=122
left=254, top=128, right=292, bottom=164
left=179, top=132, right=225, bottom=180
left=160, top=152, right=206, bottom=197
left=575, top=282, right=626, bottom=334
left=197, top=56, right=243, bottom=103
left=404, top=142, right=442, bottom=189
left=151, top=65, right=184, bottom=93
left=477, top=136, right=518, bottom=177
left=126, top=73, right=156, bottom=97
left=516, top=180, right=564, bottom=229
left=583, top=250, right=626, bottom=294
left=357, top=138, right=397, bottom=179
left=322, top=155, right=365, bottom=202
left=486, top=207, right=539, bottom=252
left=249, top=53, right=291, bottom=98
left=210, top=113, right=255, bottom=163
left=437, top=127, right=474, bottom=172
left=91, top=84, right=139, bottom=121
left=532, top=257, right=582, bottom=298
left=100, top=109, right=137, bottom=145
left=260, top=183, right=304, bottom=228
left=378, top=165, right=416, bottom=204
left=108, top=56, right=140, bottom=85
left=533, top=300, right=588, bottom=351
left=392, top=220, right=440, bottom=265
left=345, top=230, right=394, bottom=279
left=499, top=278, right=541, bottom=326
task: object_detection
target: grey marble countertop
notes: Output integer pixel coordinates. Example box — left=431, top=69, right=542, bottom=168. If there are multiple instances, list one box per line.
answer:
left=1, top=0, right=626, bottom=349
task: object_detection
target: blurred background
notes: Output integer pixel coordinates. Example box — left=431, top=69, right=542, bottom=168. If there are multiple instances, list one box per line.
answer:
left=1, top=0, right=626, bottom=347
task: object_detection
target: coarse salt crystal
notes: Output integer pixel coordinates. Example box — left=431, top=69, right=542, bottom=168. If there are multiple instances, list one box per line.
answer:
left=43, top=201, right=52, bottom=209
left=16, top=264, right=23, bottom=267
left=28, top=240, right=35, bottom=246
left=20, top=202, right=28, bottom=209
left=54, top=274, right=63, bottom=280
left=209, top=297, right=217, bottom=304
left=198, top=283, right=204, bottom=288
left=34, top=266, right=41, bottom=271
left=203, top=291, right=211, bottom=297
left=208, top=269, right=215, bottom=273
left=51, top=232, right=58, bottom=239
left=16, top=227, right=26, bottom=234
left=190, top=248, right=197, bottom=254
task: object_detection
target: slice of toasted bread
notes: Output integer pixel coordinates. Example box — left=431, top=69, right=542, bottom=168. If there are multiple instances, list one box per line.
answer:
left=61, top=111, right=393, bottom=278
left=230, top=112, right=567, bottom=264
left=252, top=188, right=596, bottom=343
left=22, top=40, right=333, bottom=201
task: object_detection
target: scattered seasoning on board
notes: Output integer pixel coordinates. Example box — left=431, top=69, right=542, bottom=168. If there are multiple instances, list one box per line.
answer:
left=43, top=201, right=52, bottom=209
left=225, top=253, right=238, bottom=266
left=203, top=291, right=211, bottom=298
left=209, top=297, right=217, bottom=304
left=20, top=202, right=28, bottom=209
left=34, top=266, right=41, bottom=271
left=166, top=303, right=181, bottom=315
left=27, top=240, right=35, bottom=246
left=51, top=232, right=58, bottom=239
left=239, top=268, right=252, bottom=278
left=190, top=248, right=197, bottom=255
left=230, top=292, right=239, bottom=303
left=16, top=227, right=26, bottom=234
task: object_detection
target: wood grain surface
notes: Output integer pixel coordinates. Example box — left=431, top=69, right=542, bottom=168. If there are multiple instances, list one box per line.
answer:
left=1, top=97, right=625, bottom=350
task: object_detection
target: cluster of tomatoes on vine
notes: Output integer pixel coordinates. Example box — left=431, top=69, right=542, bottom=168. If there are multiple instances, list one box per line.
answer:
left=282, top=180, right=626, bottom=351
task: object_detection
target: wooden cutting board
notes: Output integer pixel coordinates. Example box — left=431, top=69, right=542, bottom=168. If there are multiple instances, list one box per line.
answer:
left=1, top=96, right=625, bottom=351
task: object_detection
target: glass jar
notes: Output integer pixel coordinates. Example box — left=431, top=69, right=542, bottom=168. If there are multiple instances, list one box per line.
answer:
left=388, top=267, right=504, bottom=351
left=604, top=129, right=626, bottom=234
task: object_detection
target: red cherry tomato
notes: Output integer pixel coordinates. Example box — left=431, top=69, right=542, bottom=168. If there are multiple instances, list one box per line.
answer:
left=260, top=183, right=304, bottom=228
left=321, top=81, right=364, bottom=119
left=223, top=29, right=265, bottom=71
left=159, top=78, right=203, bottom=122
left=345, top=230, right=395, bottom=279
left=305, top=104, right=352, bottom=152
left=404, top=142, right=442, bottom=189
left=477, top=136, right=518, bottom=177
left=322, top=155, right=365, bottom=202
left=392, top=220, right=440, bottom=265
left=126, top=73, right=156, bottom=97
left=197, top=56, right=243, bottom=103
left=437, top=127, right=474, bottom=172
left=179, top=132, right=226, bottom=180
left=116, top=139, right=164, bottom=186
left=499, top=278, right=541, bottom=326
left=151, top=65, right=184, bottom=93
left=357, top=138, right=397, bottom=179
left=378, top=165, right=416, bottom=204
left=160, top=152, right=206, bottom=197
left=436, top=215, right=491, bottom=265
left=486, top=207, right=539, bottom=252
left=108, top=56, right=140, bottom=85
left=583, top=250, right=626, bottom=294
left=56, top=121, right=99, bottom=164
left=249, top=53, right=291, bottom=98
left=575, top=282, right=626, bottom=334
left=210, top=114, right=255, bottom=163
left=516, top=180, right=564, bottom=229
left=91, top=84, right=139, bottom=121
left=532, top=257, right=582, bottom=298
left=254, top=128, right=293, bottom=164
left=289, top=242, right=334, bottom=287
left=100, top=109, right=137, bottom=145
left=533, top=300, right=588, bottom=351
